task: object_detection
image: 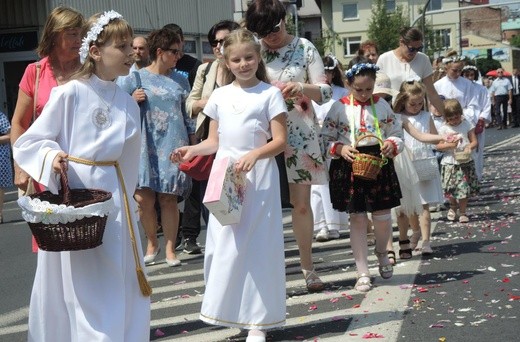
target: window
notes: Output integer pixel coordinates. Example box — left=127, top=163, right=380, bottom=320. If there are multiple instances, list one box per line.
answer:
left=342, top=3, right=358, bottom=20
left=183, top=40, right=196, bottom=54
left=431, top=29, right=451, bottom=49
left=427, top=0, right=442, bottom=11
left=386, top=0, right=396, bottom=12
left=343, top=36, right=361, bottom=56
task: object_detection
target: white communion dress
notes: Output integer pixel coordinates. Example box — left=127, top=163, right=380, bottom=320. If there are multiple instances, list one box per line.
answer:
left=199, top=81, right=287, bottom=330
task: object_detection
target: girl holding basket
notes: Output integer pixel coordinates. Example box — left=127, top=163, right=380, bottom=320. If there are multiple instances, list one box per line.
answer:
left=13, top=11, right=151, bottom=341
left=321, top=63, right=403, bottom=292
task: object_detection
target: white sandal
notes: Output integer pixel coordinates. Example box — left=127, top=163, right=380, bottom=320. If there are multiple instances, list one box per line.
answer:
left=355, top=273, right=372, bottom=292
left=302, top=268, right=325, bottom=293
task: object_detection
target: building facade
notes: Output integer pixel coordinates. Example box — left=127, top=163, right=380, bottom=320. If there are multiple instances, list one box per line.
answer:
left=318, top=0, right=461, bottom=65
left=0, top=0, right=235, bottom=116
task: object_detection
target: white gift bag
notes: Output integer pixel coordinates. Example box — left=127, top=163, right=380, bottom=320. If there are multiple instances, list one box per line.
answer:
left=202, top=156, right=246, bottom=226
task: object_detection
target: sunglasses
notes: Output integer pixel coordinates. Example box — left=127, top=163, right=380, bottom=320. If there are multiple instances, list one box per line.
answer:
left=211, top=39, right=225, bottom=47
left=163, top=48, right=181, bottom=55
left=257, top=20, right=282, bottom=38
left=405, top=44, right=423, bottom=53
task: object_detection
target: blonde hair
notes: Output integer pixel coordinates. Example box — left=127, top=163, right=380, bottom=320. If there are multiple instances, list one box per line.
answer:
left=443, top=99, right=463, bottom=120
left=393, top=80, right=426, bottom=113
left=221, top=28, right=269, bottom=84
left=72, top=13, right=133, bottom=80
left=37, top=6, right=85, bottom=58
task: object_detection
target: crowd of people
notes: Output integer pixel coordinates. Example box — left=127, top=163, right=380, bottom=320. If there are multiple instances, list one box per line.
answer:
left=6, top=0, right=510, bottom=340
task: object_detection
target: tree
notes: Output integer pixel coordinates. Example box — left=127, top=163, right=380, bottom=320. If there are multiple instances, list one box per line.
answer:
left=475, top=58, right=502, bottom=76
left=314, top=29, right=343, bottom=57
left=367, top=0, right=409, bottom=54
left=511, top=35, right=520, bottom=48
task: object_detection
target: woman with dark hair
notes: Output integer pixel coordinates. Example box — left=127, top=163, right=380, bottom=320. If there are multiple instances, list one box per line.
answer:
left=120, top=28, right=195, bottom=267
left=377, top=27, right=445, bottom=116
left=178, top=20, right=240, bottom=254
left=245, top=0, right=332, bottom=293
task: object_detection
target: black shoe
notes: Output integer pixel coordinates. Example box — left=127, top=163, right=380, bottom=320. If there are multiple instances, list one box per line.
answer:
left=183, top=239, right=202, bottom=254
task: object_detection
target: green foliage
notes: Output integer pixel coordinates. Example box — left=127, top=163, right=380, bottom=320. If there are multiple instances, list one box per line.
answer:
left=367, top=0, right=409, bottom=54
left=285, top=13, right=297, bottom=36
left=475, top=58, right=502, bottom=75
left=315, top=29, right=343, bottom=56
left=510, top=35, right=520, bottom=48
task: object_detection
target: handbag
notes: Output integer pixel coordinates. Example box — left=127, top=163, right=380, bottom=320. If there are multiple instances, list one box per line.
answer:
left=179, top=154, right=215, bottom=181
left=202, top=156, right=246, bottom=226
left=410, top=137, right=438, bottom=181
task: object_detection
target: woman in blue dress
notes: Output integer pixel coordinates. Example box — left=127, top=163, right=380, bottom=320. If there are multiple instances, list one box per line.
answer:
left=0, top=111, right=13, bottom=223
left=120, top=28, right=195, bottom=267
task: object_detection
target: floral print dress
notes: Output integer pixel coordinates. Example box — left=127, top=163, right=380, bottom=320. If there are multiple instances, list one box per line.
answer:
left=0, top=111, right=13, bottom=188
left=263, top=37, right=332, bottom=184
left=120, top=69, right=194, bottom=196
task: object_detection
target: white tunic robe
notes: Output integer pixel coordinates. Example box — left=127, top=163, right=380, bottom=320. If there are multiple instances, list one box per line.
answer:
left=13, top=75, right=150, bottom=342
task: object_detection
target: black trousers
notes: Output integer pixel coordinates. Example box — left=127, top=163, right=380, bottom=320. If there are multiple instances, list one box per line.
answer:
left=512, top=94, right=520, bottom=126
left=494, top=95, right=509, bottom=127
left=179, top=179, right=209, bottom=240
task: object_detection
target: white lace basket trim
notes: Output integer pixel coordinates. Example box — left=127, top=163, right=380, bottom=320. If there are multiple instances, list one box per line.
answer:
left=17, top=196, right=115, bottom=224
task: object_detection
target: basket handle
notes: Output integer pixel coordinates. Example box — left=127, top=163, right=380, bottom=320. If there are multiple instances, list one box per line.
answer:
left=59, top=162, right=72, bottom=206
left=354, top=134, right=383, bottom=148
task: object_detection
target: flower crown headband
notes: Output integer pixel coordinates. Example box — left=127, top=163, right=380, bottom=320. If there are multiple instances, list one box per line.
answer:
left=462, top=65, right=478, bottom=72
left=441, top=55, right=467, bottom=64
left=345, top=63, right=379, bottom=80
left=219, top=32, right=260, bottom=56
left=79, top=10, right=123, bottom=64
left=324, top=54, right=339, bottom=70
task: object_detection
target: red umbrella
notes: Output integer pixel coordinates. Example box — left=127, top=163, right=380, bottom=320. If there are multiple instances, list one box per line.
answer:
left=486, top=69, right=512, bottom=77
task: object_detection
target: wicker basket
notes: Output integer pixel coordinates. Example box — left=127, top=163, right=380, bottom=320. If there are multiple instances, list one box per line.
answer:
left=21, top=167, right=112, bottom=252
left=454, top=151, right=471, bottom=163
left=352, top=135, right=388, bottom=181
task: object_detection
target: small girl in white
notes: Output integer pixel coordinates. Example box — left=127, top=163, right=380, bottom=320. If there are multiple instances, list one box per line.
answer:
left=311, top=54, right=349, bottom=242
left=436, top=99, right=479, bottom=223
left=172, top=29, right=287, bottom=342
left=390, top=80, right=445, bottom=256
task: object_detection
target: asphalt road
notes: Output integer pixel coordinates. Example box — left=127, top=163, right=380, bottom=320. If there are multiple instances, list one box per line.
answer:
left=0, top=126, right=518, bottom=341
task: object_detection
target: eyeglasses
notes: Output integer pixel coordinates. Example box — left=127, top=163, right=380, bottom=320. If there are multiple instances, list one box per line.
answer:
left=405, top=44, right=423, bottom=53
left=210, top=39, right=225, bottom=47
left=257, top=20, right=282, bottom=38
left=162, top=48, right=181, bottom=55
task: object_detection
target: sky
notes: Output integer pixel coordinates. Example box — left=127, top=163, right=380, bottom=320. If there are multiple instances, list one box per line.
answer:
left=489, top=0, right=520, bottom=9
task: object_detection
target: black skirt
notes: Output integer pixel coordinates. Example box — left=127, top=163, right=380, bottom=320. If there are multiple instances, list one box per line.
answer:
left=329, top=145, right=402, bottom=213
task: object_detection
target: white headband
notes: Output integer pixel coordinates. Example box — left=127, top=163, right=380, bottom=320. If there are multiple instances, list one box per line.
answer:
left=324, top=54, right=338, bottom=71
left=79, top=10, right=123, bottom=64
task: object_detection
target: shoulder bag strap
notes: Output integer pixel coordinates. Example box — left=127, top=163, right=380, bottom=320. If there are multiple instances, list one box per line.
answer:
left=32, top=62, right=41, bottom=123
left=133, top=70, right=142, bottom=89
left=203, top=61, right=213, bottom=85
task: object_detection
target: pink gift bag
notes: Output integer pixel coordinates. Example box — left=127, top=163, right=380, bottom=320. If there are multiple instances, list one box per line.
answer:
left=202, top=156, right=246, bottom=226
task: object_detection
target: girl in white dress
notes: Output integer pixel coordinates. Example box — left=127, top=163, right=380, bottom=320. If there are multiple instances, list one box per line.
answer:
left=391, top=80, right=445, bottom=256
left=13, top=11, right=151, bottom=341
left=311, top=54, right=349, bottom=242
left=172, top=29, right=287, bottom=342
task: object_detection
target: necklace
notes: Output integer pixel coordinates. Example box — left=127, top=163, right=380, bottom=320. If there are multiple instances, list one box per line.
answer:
left=88, top=80, right=117, bottom=129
